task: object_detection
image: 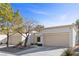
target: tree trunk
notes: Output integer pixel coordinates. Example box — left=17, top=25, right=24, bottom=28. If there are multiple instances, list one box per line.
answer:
left=24, top=33, right=29, bottom=47
left=6, top=33, right=9, bottom=47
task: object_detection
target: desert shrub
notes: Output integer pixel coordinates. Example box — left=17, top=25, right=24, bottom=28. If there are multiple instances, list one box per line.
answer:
left=0, top=42, right=3, bottom=45
left=35, top=43, right=38, bottom=45
left=30, top=43, right=37, bottom=45
left=62, top=48, right=75, bottom=56
left=16, top=42, right=23, bottom=47
left=37, top=44, right=42, bottom=46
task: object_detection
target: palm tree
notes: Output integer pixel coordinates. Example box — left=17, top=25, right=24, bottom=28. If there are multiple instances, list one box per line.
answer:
left=76, top=19, right=79, bottom=44
left=76, top=19, right=79, bottom=29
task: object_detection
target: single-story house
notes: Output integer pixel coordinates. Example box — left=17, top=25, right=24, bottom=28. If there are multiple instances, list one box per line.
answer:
left=0, top=23, right=78, bottom=48
left=32, top=23, right=78, bottom=48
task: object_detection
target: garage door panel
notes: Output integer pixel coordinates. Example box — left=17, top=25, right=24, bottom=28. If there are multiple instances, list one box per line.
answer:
left=43, top=32, right=69, bottom=47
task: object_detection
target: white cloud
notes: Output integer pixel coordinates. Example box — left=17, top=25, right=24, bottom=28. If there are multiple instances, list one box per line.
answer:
left=28, top=9, right=48, bottom=15
left=59, top=14, right=67, bottom=21
left=34, top=11, right=47, bottom=15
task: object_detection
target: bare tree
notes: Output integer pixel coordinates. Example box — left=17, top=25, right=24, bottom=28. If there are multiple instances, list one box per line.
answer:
left=23, top=20, right=37, bottom=47
left=14, top=18, right=44, bottom=47
left=34, top=25, right=44, bottom=33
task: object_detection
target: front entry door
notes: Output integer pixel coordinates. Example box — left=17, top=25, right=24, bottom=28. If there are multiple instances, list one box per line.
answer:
left=37, top=37, right=42, bottom=46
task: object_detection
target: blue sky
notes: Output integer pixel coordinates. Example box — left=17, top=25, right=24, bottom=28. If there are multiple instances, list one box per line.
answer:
left=11, top=3, right=79, bottom=27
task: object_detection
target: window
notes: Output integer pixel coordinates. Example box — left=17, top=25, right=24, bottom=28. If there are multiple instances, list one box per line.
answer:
left=37, top=37, right=40, bottom=42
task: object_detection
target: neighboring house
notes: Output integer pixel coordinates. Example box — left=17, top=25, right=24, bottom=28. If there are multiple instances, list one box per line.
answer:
left=0, top=33, right=22, bottom=45
left=32, top=24, right=78, bottom=48
left=0, top=33, right=33, bottom=46
left=9, top=33, right=22, bottom=45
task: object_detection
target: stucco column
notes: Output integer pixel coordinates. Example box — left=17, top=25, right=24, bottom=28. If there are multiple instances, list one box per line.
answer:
left=69, top=28, right=74, bottom=47
left=40, top=33, right=44, bottom=46
left=69, top=27, right=76, bottom=48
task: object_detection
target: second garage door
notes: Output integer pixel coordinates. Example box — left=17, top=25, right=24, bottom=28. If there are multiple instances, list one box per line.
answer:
left=43, top=32, right=70, bottom=47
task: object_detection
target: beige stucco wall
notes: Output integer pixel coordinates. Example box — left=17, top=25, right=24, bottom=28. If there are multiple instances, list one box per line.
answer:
left=43, top=32, right=70, bottom=47
left=42, top=26, right=72, bottom=33
left=41, top=24, right=77, bottom=47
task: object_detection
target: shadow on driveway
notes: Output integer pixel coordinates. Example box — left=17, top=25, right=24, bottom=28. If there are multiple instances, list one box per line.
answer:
left=17, top=47, right=65, bottom=55
left=0, top=46, right=65, bottom=56
left=74, top=48, right=79, bottom=52
left=0, top=46, right=34, bottom=55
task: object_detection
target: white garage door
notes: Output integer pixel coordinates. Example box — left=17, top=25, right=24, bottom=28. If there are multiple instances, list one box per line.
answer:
left=43, top=32, right=70, bottom=47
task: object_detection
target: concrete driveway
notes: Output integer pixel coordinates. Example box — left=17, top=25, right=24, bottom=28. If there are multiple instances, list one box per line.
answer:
left=16, top=47, right=67, bottom=56
left=0, top=46, right=66, bottom=56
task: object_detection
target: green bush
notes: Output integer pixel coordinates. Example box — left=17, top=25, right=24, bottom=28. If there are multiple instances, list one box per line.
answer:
left=0, top=42, right=3, bottom=45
